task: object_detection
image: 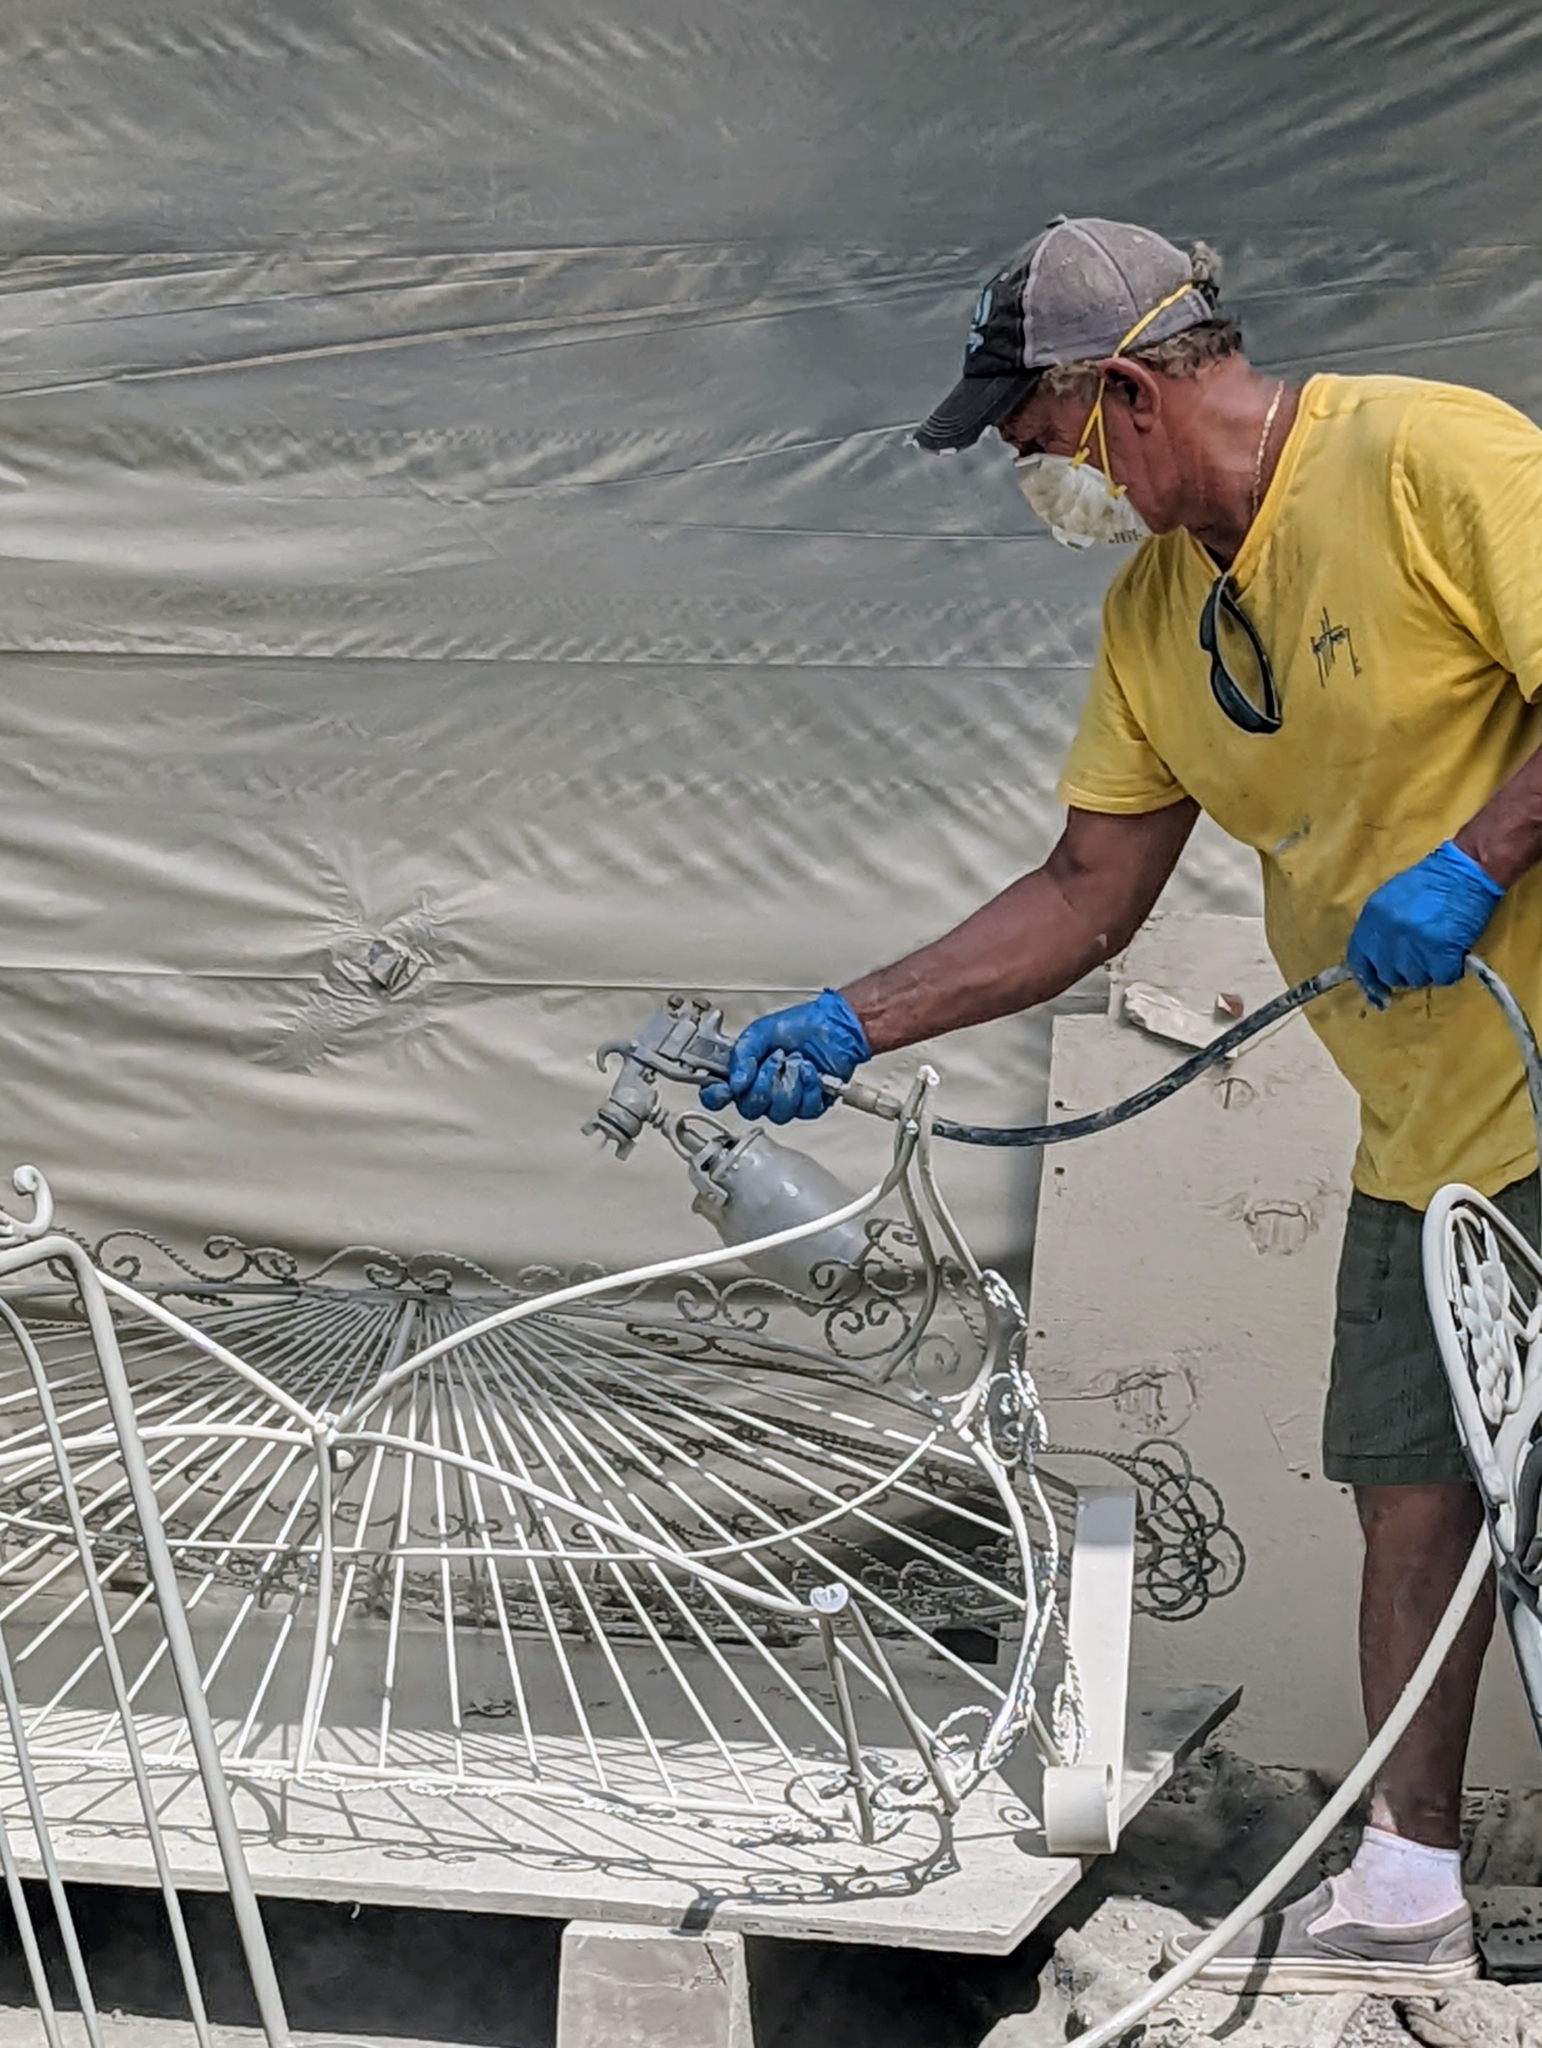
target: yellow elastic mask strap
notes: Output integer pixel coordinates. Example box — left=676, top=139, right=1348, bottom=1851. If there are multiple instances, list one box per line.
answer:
left=1070, top=279, right=1199, bottom=485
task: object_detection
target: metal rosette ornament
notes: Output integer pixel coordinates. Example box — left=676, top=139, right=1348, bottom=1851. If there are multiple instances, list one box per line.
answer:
left=1425, top=1181, right=1542, bottom=1733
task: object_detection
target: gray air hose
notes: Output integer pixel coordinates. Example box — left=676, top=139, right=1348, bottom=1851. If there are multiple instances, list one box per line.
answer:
left=927, top=954, right=1542, bottom=1167
left=931, top=965, right=1353, bottom=1147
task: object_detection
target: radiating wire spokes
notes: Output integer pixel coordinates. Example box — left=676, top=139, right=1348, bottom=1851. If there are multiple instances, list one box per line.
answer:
left=0, top=1103, right=1069, bottom=1846
left=0, top=1091, right=1251, bottom=1857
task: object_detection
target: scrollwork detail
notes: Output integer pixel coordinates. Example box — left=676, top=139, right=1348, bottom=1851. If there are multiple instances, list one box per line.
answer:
left=0, top=1166, right=52, bottom=1247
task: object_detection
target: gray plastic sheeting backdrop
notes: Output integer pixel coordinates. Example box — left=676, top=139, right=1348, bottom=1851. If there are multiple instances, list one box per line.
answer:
left=0, top=1, right=1536, bottom=1273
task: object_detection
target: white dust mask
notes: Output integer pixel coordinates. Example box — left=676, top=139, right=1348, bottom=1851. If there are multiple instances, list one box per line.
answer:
left=1011, top=333, right=1165, bottom=550
left=1014, top=451, right=1151, bottom=549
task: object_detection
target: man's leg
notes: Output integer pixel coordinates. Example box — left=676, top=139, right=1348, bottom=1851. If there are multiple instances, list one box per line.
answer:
left=1166, top=1182, right=1525, bottom=1990
left=1358, top=1480, right=1495, bottom=1845
left=1168, top=1480, right=1489, bottom=1990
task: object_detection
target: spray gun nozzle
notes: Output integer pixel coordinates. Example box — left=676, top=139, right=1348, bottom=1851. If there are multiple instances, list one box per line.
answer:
left=585, top=1002, right=737, bottom=1160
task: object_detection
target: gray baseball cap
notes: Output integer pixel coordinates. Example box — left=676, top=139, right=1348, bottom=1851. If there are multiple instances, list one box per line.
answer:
left=915, top=217, right=1221, bottom=452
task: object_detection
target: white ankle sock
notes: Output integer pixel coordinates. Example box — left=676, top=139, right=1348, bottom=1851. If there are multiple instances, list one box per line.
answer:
left=1320, top=1826, right=1464, bottom=1928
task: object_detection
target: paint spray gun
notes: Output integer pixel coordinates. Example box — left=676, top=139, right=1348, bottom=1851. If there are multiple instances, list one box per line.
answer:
left=582, top=970, right=1363, bottom=1292
left=584, top=995, right=905, bottom=1299
left=584, top=994, right=903, bottom=1158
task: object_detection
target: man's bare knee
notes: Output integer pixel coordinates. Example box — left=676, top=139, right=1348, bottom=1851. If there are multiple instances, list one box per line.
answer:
left=1356, top=1481, right=1482, bottom=1544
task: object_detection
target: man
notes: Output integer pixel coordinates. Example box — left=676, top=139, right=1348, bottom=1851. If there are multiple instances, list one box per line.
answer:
left=702, top=217, right=1542, bottom=1993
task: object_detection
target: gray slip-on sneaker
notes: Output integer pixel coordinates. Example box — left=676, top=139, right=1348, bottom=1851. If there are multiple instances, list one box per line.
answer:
left=1159, top=1878, right=1480, bottom=1996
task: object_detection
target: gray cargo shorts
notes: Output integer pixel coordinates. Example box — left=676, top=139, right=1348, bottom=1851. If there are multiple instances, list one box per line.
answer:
left=1323, top=1171, right=1539, bottom=1488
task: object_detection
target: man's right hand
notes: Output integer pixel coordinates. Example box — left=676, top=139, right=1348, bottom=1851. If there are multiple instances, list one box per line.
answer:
left=699, top=989, right=870, bottom=1125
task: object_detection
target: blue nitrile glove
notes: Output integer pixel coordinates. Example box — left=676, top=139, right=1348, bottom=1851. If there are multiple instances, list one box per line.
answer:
left=1346, top=840, right=1505, bottom=1010
left=699, top=989, right=871, bottom=1125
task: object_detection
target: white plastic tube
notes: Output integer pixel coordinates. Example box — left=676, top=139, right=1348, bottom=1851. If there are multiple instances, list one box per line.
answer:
left=1071, top=1527, right=1493, bottom=2048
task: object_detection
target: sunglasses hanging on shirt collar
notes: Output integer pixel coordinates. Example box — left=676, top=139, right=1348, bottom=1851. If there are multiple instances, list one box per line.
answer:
left=1199, top=573, right=1282, bottom=735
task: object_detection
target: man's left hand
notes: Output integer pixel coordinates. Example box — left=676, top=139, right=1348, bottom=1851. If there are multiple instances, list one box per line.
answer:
left=1346, top=839, right=1505, bottom=1009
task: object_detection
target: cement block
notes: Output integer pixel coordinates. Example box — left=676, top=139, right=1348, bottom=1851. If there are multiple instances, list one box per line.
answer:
left=557, top=1920, right=751, bottom=2048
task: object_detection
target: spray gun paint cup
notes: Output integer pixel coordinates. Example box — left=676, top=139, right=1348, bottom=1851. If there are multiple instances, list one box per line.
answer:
left=684, top=1124, right=868, bottom=1302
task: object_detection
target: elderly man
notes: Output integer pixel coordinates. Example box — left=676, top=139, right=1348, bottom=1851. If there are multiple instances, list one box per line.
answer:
left=703, top=217, right=1542, bottom=1992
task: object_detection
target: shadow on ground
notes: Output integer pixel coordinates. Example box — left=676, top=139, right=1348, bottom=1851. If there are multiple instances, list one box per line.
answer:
left=0, top=1882, right=561, bottom=2047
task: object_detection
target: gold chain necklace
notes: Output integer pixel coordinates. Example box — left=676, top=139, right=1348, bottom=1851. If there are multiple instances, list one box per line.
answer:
left=1249, top=380, right=1286, bottom=525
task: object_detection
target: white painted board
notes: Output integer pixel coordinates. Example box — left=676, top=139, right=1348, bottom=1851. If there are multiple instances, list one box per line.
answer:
left=1026, top=912, right=1541, bottom=1785
left=0, top=1680, right=1234, bottom=1956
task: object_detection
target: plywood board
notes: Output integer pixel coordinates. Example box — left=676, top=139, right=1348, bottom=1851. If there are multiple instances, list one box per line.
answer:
left=0, top=1681, right=1234, bottom=1956
left=1027, top=912, right=1541, bottom=1784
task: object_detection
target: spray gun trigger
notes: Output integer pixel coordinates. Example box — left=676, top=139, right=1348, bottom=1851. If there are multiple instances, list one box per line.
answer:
left=585, top=995, right=912, bottom=1164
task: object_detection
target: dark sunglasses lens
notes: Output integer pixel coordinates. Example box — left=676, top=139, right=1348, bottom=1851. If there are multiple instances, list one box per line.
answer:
left=1213, top=600, right=1272, bottom=716
left=1202, top=580, right=1281, bottom=735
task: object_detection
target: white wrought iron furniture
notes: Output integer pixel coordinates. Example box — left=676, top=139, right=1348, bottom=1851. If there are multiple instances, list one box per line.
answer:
left=0, top=1070, right=1241, bottom=2046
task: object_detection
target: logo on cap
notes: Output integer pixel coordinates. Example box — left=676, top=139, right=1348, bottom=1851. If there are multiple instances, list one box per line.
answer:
left=966, top=285, right=992, bottom=354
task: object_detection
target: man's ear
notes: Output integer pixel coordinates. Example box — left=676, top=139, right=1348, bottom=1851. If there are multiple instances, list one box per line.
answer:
left=1097, top=357, right=1163, bottom=430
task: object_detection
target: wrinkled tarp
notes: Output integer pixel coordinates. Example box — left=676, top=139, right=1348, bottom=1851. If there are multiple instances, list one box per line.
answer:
left=0, top=0, right=1535, bottom=1274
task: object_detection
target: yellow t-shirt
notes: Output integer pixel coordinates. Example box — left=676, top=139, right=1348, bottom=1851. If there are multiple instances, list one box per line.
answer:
left=1058, top=372, right=1542, bottom=1209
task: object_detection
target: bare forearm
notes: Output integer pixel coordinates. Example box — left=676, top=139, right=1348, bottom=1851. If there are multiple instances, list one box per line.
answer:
left=838, top=869, right=1113, bottom=1055
left=838, top=799, right=1199, bottom=1058
left=1455, top=742, right=1542, bottom=889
